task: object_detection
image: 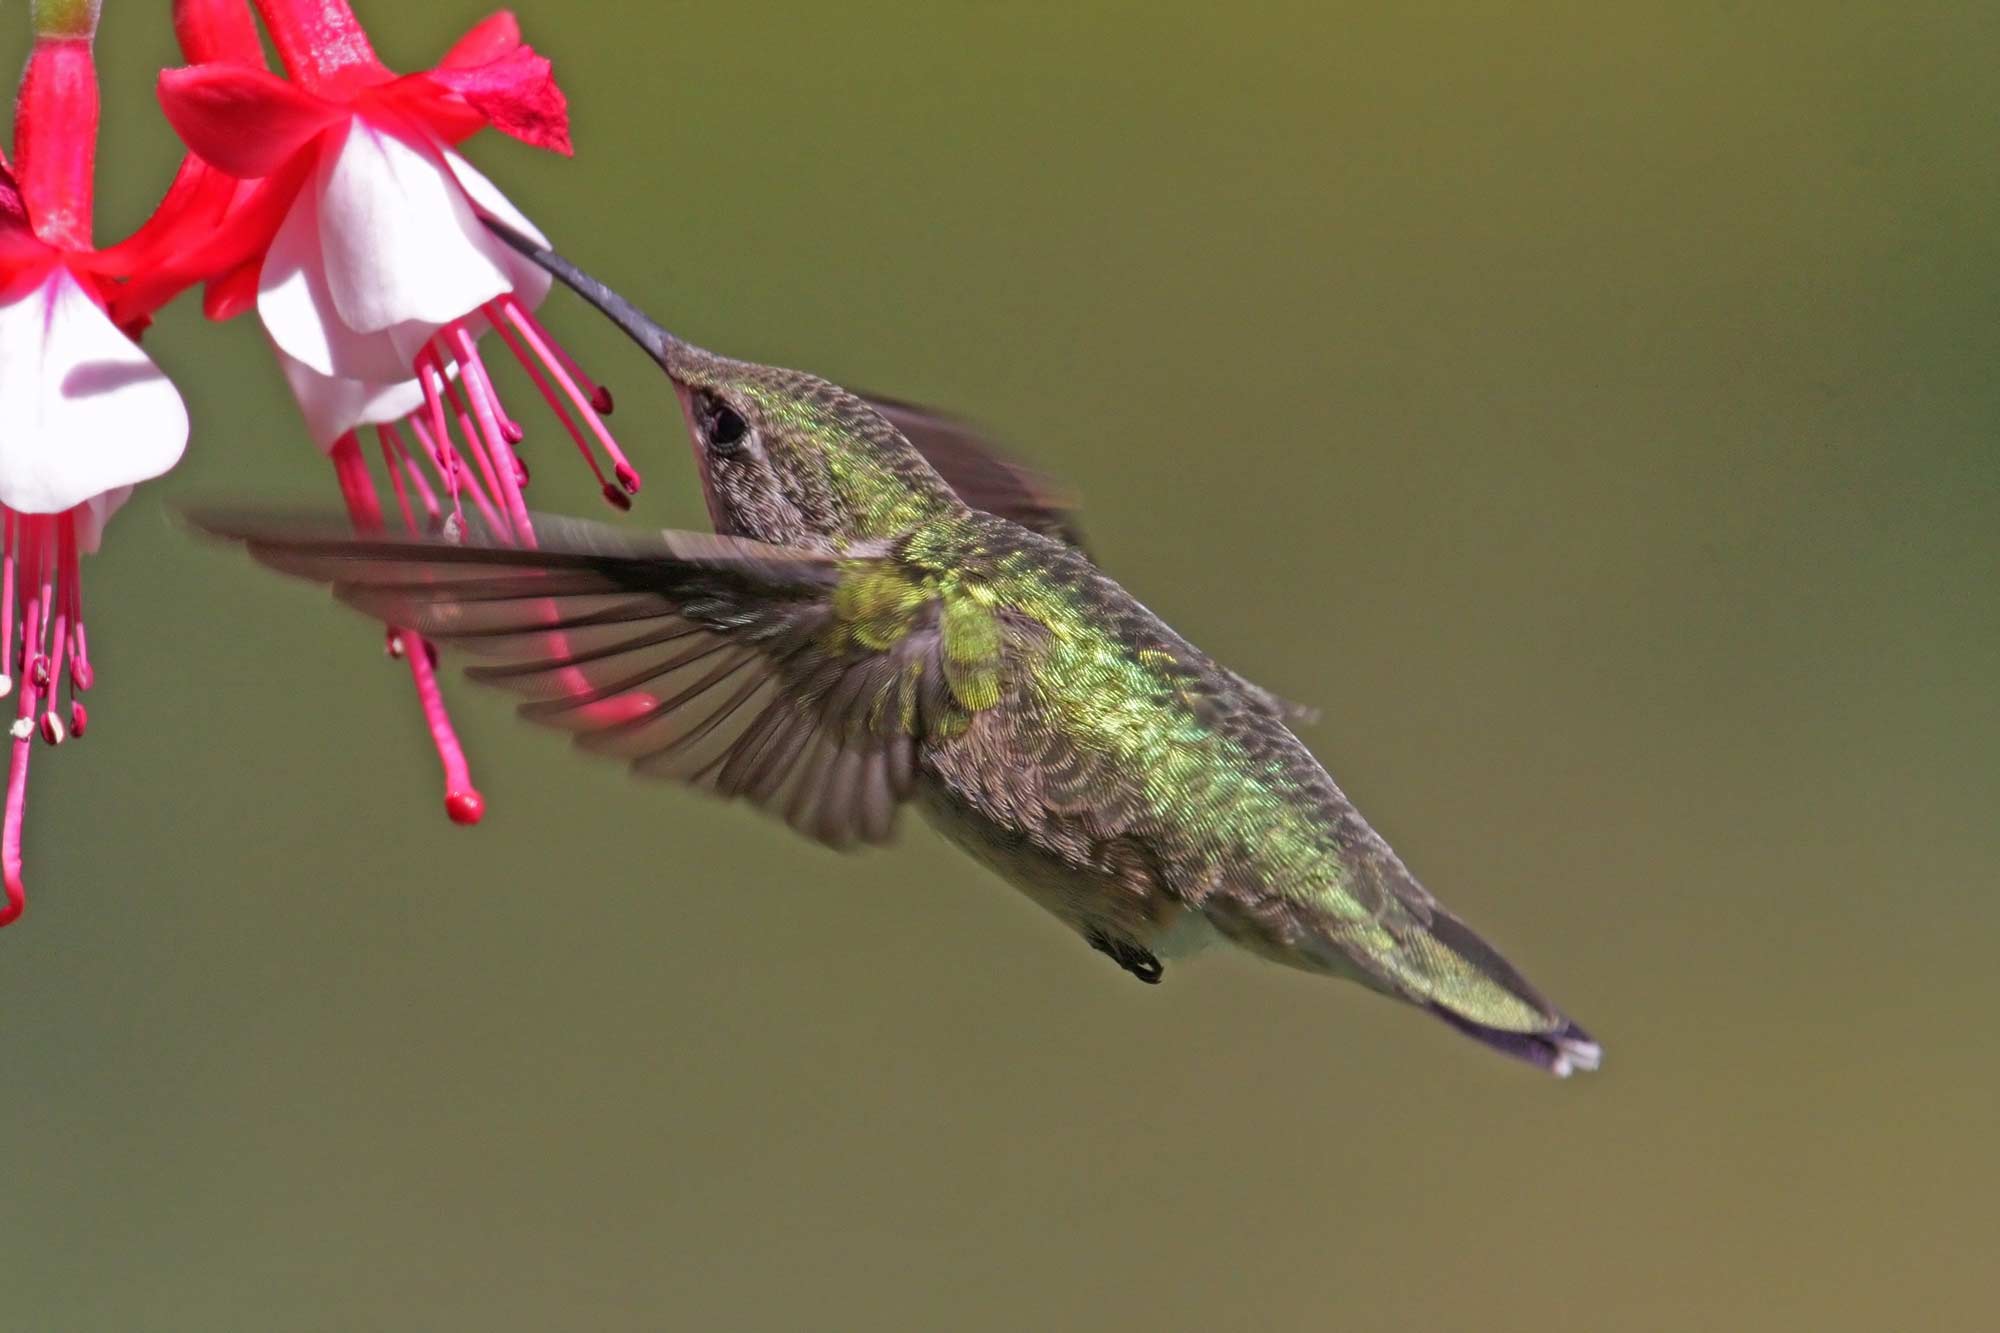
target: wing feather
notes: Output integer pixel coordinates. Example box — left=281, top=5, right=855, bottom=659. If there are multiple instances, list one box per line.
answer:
left=191, top=508, right=1004, bottom=850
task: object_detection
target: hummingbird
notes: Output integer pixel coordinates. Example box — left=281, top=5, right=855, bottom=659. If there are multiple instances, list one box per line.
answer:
left=195, top=230, right=1600, bottom=1078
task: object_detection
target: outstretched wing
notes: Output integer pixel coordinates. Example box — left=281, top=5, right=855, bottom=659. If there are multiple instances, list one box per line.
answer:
left=190, top=509, right=1013, bottom=848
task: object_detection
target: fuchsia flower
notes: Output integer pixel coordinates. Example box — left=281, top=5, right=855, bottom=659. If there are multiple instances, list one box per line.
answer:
left=157, top=0, right=641, bottom=823
left=0, top=0, right=196, bottom=924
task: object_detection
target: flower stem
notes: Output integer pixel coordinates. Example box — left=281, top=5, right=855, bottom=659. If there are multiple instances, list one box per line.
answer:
left=15, top=9, right=100, bottom=249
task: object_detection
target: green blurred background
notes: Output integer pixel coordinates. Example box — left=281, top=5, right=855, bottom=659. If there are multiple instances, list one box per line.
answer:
left=4, top=2, right=1996, bottom=1328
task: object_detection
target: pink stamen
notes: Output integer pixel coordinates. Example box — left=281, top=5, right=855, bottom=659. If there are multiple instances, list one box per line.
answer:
left=377, top=433, right=420, bottom=534
left=63, top=544, right=87, bottom=693
left=38, top=526, right=72, bottom=748
left=436, top=371, right=512, bottom=541
left=416, top=351, right=468, bottom=530
left=69, top=622, right=92, bottom=692
left=378, top=425, right=441, bottom=531
left=492, top=297, right=641, bottom=498
left=512, top=297, right=614, bottom=416
left=482, top=302, right=622, bottom=506
left=443, top=325, right=535, bottom=543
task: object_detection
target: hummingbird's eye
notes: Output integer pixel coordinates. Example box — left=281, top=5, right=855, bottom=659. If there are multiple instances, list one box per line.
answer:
left=706, top=399, right=749, bottom=452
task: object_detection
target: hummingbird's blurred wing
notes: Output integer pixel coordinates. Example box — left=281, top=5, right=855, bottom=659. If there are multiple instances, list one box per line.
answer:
left=188, top=509, right=1011, bottom=849
left=864, top=395, right=1316, bottom=726
left=863, top=395, right=1089, bottom=550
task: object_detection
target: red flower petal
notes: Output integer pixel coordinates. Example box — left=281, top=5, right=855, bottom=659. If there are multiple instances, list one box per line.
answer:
left=157, top=63, right=344, bottom=179
left=374, top=75, right=489, bottom=146
left=203, top=256, right=264, bottom=322
left=104, top=161, right=307, bottom=328
left=441, top=11, right=523, bottom=70
left=426, top=44, right=572, bottom=156
left=173, top=0, right=268, bottom=66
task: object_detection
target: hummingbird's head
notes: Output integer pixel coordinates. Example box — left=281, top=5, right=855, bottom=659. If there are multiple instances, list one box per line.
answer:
left=666, top=354, right=963, bottom=551
left=485, top=223, right=964, bottom=552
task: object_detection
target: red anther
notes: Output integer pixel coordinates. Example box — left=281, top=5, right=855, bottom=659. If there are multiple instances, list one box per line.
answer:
left=601, top=483, right=632, bottom=512
left=513, top=455, right=530, bottom=487
left=502, top=419, right=526, bottom=445
left=615, top=462, right=641, bottom=495
left=591, top=385, right=615, bottom=414
left=385, top=628, right=406, bottom=659
left=28, top=656, right=48, bottom=690
left=68, top=701, right=86, bottom=738
left=69, top=659, right=92, bottom=691
left=444, top=790, right=485, bottom=825
left=38, top=714, right=63, bottom=746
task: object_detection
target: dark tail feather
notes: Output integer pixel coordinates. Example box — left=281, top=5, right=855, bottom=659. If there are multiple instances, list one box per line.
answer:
left=1411, top=902, right=1602, bottom=1077
left=1427, top=1006, right=1602, bottom=1078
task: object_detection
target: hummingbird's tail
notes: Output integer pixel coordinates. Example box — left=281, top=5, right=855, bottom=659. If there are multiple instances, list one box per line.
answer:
left=1397, top=903, right=1601, bottom=1078
left=1425, top=1004, right=1600, bottom=1078
left=1210, top=862, right=1601, bottom=1077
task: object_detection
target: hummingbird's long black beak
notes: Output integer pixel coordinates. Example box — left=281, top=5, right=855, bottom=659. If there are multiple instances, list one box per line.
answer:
left=482, top=216, right=691, bottom=377
left=483, top=217, right=718, bottom=519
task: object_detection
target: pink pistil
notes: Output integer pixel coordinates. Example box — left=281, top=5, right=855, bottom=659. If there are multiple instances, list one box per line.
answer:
left=329, top=433, right=484, bottom=825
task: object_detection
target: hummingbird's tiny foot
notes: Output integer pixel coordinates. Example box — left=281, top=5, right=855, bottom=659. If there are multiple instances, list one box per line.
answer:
left=1088, top=930, right=1165, bottom=985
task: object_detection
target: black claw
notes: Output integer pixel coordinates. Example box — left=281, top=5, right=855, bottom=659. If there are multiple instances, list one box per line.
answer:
left=1088, top=930, right=1164, bottom=985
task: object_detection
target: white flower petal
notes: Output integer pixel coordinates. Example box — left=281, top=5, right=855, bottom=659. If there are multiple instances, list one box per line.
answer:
left=319, top=117, right=511, bottom=337
left=444, top=148, right=553, bottom=312
left=0, top=269, right=189, bottom=514
left=260, top=179, right=412, bottom=382
left=77, top=485, right=133, bottom=554
left=275, top=349, right=427, bottom=452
